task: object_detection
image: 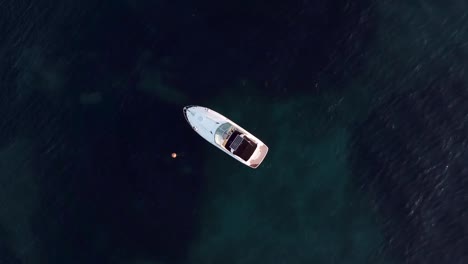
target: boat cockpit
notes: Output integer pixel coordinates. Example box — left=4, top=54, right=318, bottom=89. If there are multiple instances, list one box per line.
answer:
left=214, top=122, right=258, bottom=161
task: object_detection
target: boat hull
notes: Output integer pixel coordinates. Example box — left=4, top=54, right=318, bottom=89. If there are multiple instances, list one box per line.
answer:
left=183, top=105, right=268, bottom=168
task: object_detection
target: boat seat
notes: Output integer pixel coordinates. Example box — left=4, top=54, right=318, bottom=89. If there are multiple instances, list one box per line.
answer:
left=233, top=135, right=257, bottom=161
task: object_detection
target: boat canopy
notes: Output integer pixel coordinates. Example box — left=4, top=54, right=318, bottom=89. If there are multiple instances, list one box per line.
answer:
left=214, top=122, right=234, bottom=146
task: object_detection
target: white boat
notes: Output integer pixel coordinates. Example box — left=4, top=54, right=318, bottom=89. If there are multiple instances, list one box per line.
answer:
left=183, top=105, right=269, bottom=169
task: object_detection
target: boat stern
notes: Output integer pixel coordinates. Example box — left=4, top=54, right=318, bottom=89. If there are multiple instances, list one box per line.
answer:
left=247, top=143, right=269, bottom=168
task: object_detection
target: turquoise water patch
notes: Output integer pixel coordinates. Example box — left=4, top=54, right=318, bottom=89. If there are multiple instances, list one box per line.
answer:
left=188, top=88, right=385, bottom=263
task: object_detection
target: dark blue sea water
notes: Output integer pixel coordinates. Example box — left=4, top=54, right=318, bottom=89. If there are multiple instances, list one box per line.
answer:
left=1, top=0, right=467, bottom=263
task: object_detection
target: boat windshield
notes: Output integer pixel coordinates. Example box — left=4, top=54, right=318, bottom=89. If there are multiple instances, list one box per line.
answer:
left=214, top=122, right=234, bottom=146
